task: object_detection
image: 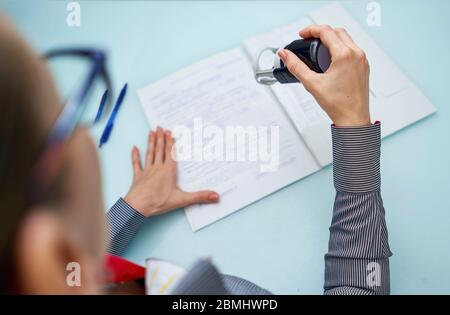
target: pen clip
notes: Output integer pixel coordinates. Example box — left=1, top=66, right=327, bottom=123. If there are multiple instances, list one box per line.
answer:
left=94, top=89, right=109, bottom=123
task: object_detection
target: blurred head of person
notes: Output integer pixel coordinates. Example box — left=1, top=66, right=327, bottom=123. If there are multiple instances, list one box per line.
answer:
left=0, top=16, right=106, bottom=294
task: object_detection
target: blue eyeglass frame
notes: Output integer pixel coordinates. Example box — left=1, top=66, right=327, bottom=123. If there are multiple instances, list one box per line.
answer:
left=28, top=48, right=113, bottom=202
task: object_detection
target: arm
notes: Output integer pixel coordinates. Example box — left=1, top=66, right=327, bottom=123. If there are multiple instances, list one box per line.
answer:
left=106, top=127, right=219, bottom=256
left=279, top=25, right=391, bottom=294
left=324, top=123, right=391, bottom=295
left=106, top=198, right=146, bottom=256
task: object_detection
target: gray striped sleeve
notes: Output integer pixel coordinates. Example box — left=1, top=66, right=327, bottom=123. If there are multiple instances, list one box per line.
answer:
left=325, top=123, right=392, bottom=295
left=171, top=260, right=272, bottom=295
left=221, top=275, right=272, bottom=295
left=106, top=198, right=146, bottom=256
left=332, top=124, right=381, bottom=193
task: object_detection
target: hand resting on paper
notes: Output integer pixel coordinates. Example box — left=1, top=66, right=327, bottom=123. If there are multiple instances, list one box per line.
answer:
left=124, top=126, right=220, bottom=217
left=278, top=25, right=371, bottom=127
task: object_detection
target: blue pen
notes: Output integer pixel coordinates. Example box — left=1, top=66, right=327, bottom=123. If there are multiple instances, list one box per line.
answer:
left=99, top=83, right=128, bottom=148
left=94, top=89, right=109, bottom=123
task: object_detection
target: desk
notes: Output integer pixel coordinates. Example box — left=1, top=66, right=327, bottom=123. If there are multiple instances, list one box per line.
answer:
left=3, top=0, right=450, bottom=294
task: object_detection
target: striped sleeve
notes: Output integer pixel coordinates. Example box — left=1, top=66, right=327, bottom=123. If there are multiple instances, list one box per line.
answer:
left=106, top=198, right=146, bottom=256
left=324, top=123, right=392, bottom=295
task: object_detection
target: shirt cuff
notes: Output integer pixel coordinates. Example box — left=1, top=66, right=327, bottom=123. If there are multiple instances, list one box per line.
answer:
left=106, top=198, right=146, bottom=256
left=331, top=123, right=381, bottom=193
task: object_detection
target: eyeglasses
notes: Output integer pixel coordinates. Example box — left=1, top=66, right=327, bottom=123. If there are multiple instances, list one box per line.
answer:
left=27, top=48, right=113, bottom=203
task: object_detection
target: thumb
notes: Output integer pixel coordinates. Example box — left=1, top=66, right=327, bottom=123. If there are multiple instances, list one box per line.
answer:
left=182, top=190, right=220, bottom=206
left=278, top=49, right=317, bottom=85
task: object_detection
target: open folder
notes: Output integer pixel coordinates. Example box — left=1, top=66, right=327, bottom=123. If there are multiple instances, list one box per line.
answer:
left=137, top=2, right=436, bottom=231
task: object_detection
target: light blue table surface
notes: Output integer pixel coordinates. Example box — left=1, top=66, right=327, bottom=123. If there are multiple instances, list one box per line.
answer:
left=2, top=0, right=450, bottom=294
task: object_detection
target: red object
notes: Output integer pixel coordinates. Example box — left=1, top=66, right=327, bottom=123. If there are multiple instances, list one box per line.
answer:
left=104, top=254, right=146, bottom=283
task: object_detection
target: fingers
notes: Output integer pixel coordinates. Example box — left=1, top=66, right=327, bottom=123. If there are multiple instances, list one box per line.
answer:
left=299, top=25, right=345, bottom=55
left=145, top=131, right=156, bottom=167
left=300, top=25, right=367, bottom=68
left=182, top=190, right=220, bottom=206
left=164, top=130, right=176, bottom=167
left=146, top=127, right=175, bottom=168
left=154, top=126, right=165, bottom=166
left=131, top=146, right=143, bottom=177
left=278, top=49, right=318, bottom=87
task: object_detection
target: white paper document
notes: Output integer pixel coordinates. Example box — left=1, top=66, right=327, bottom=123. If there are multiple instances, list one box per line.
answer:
left=138, top=49, right=320, bottom=231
